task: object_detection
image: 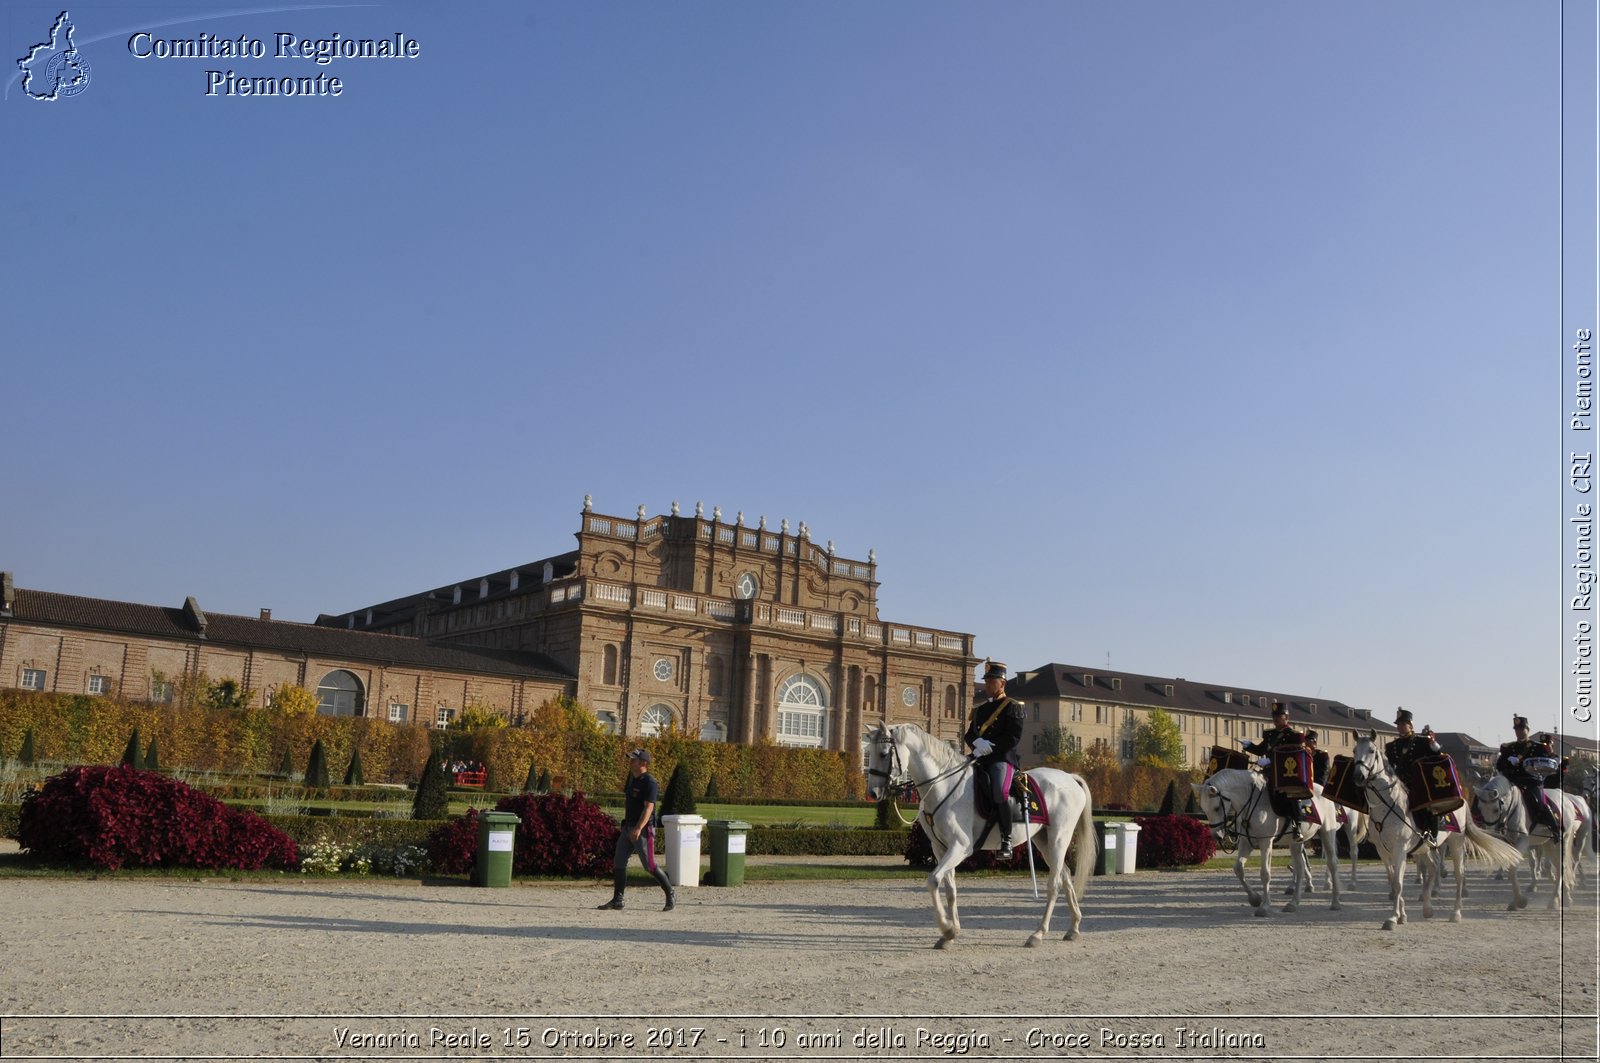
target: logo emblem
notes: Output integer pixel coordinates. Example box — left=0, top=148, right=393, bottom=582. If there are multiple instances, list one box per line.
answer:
left=18, top=11, right=91, bottom=101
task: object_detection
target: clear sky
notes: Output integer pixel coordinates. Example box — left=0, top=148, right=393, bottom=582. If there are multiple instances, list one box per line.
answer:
left=4, top=2, right=1593, bottom=748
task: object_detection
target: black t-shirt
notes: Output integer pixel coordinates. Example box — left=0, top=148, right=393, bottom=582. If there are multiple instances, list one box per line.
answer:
left=624, top=771, right=660, bottom=828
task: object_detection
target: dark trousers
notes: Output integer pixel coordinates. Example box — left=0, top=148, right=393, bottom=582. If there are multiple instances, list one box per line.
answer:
left=608, top=825, right=672, bottom=902
left=983, top=761, right=1013, bottom=839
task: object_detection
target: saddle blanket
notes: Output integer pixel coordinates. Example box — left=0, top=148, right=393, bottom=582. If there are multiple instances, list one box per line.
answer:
left=973, top=764, right=1049, bottom=826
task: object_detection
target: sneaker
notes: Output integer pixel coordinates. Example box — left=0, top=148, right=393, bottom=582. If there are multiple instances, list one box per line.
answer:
left=596, top=898, right=623, bottom=910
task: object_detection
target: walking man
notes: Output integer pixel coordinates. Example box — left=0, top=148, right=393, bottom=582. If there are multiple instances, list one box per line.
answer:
left=597, top=749, right=675, bottom=912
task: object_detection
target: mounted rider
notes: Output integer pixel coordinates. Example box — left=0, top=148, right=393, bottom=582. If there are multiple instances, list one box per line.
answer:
left=964, top=659, right=1024, bottom=848
left=1241, top=701, right=1305, bottom=826
left=1384, top=707, right=1441, bottom=842
left=1304, top=729, right=1330, bottom=786
left=1497, top=715, right=1565, bottom=836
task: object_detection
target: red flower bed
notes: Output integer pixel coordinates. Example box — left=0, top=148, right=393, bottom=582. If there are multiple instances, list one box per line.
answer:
left=17, top=765, right=298, bottom=871
left=1132, top=813, right=1215, bottom=868
left=427, top=792, right=619, bottom=878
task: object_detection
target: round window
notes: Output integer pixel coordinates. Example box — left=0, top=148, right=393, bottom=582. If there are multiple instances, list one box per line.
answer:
left=653, top=658, right=674, bottom=682
left=736, top=572, right=759, bottom=600
left=902, top=686, right=918, bottom=707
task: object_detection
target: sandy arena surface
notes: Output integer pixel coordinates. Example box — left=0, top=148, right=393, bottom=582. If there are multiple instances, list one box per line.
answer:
left=0, top=854, right=1595, bottom=1062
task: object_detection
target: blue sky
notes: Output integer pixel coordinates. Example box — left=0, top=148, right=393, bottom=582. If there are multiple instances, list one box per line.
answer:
left=3, top=1, right=1592, bottom=747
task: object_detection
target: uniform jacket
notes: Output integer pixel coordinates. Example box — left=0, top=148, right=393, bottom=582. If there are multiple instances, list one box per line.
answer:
left=1310, top=749, right=1330, bottom=786
left=1385, top=734, right=1438, bottom=778
left=964, top=696, right=1023, bottom=767
left=1242, top=725, right=1304, bottom=757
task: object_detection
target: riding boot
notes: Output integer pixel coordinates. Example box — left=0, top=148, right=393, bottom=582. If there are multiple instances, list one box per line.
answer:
left=596, top=868, right=627, bottom=910
left=997, top=807, right=1014, bottom=850
left=651, top=866, right=676, bottom=911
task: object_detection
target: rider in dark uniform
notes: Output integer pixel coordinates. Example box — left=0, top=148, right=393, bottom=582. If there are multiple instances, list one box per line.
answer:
left=1304, top=729, right=1330, bottom=786
left=1384, top=707, right=1441, bottom=842
left=1497, top=716, right=1562, bottom=835
left=963, top=659, right=1024, bottom=848
left=1242, top=702, right=1305, bottom=825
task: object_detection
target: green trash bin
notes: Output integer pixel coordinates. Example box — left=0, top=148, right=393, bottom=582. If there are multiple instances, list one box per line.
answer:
left=1092, top=820, right=1119, bottom=877
left=707, top=820, right=751, bottom=886
left=472, top=811, right=520, bottom=887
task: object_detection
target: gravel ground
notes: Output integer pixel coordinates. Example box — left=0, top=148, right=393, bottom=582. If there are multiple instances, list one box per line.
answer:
left=0, top=852, right=1594, bottom=1062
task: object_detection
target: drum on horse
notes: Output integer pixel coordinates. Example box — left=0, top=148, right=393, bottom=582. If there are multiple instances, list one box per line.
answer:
left=1471, top=773, right=1587, bottom=910
left=863, top=722, right=1095, bottom=950
left=1350, top=732, right=1522, bottom=930
left=1192, top=767, right=1344, bottom=914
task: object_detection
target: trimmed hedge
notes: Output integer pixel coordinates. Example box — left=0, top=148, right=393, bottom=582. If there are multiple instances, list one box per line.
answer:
left=747, top=827, right=907, bottom=857
left=260, top=814, right=439, bottom=852
left=0, top=803, right=20, bottom=839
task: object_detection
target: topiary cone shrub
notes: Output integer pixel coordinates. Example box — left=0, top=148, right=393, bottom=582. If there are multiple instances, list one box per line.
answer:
left=143, top=736, right=161, bottom=773
left=658, top=763, right=696, bottom=819
left=343, top=749, right=365, bottom=787
left=1132, top=813, right=1216, bottom=868
left=521, top=761, right=539, bottom=793
left=19, top=728, right=36, bottom=766
left=426, top=792, right=619, bottom=878
left=305, top=739, right=331, bottom=789
left=120, top=729, right=142, bottom=768
left=412, top=747, right=450, bottom=820
left=17, top=765, right=298, bottom=871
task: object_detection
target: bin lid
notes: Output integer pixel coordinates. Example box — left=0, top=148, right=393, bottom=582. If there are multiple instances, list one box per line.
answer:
left=482, top=811, right=521, bottom=825
left=710, top=820, right=752, bottom=830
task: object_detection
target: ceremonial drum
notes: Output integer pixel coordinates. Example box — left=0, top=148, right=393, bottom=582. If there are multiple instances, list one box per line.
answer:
left=1322, top=753, right=1369, bottom=813
left=1522, top=756, right=1560, bottom=781
left=1406, top=755, right=1465, bottom=816
left=1206, top=745, right=1251, bottom=776
left=1270, top=745, right=1313, bottom=799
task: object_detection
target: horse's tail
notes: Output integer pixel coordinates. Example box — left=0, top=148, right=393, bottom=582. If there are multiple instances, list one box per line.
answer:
left=1461, top=818, right=1525, bottom=871
left=1070, top=775, right=1096, bottom=900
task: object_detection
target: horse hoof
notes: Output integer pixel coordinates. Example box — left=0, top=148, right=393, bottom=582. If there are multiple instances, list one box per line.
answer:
left=1514, top=897, right=1529, bottom=910
left=934, top=933, right=955, bottom=950
left=1025, top=936, right=1041, bottom=949
left=1382, top=919, right=1396, bottom=931
left=1283, top=902, right=1298, bottom=913
left=1253, top=907, right=1267, bottom=918
left=1063, top=929, right=1079, bottom=942
left=1329, top=902, right=1342, bottom=912
left=1397, top=914, right=1407, bottom=925
left=1450, top=913, right=1462, bottom=923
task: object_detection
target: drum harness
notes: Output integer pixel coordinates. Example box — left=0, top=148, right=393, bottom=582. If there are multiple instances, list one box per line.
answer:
left=1352, top=750, right=1436, bottom=858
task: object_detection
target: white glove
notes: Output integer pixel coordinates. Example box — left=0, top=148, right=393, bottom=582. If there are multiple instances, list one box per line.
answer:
left=971, top=738, right=994, bottom=757
left=1508, top=755, right=1521, bottom=765
left=1256, top=756, right=1270, bottom=769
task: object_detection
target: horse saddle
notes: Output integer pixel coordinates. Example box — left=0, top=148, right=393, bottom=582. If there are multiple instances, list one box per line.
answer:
left=973, top=764, right=1047, bottom=826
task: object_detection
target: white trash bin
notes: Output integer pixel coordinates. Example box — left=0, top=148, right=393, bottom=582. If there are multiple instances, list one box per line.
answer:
left=661, top=814, right=706, bottom=889
left=1115, top=822, right=1141, bottom=874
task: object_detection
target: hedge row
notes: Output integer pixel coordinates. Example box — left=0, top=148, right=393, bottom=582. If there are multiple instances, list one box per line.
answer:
left=747, top=827, right=908, bottom=857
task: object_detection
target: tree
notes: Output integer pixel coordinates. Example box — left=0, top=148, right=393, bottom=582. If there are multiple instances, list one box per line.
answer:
left=203, top=678, right=251, bottom=711
left=536, top=768, right=552, bottom=793
left=703, top=774, right=720, bottom=801
left=658, top=762, right=697, bottom=820
left=277, top=746, right=295, bottom=778
left=121, top=728, right=143, bottom=769
left=522, top=761, right=540, bottom=793
left=1133, top=708, right=1186, bottom=769
left=267, top=684, right=319, bottom=718
left=343, top=748, right=365, bottom=787
left=143, top=735, right=161, bottom=773
left=304, top=739, right=331, bottom=789
left=18, top=728, right=36, bottom=766
left=412, top=746, right=450, bottom=820
left=449, top=701, right=508, bottom=731
left=1157, top=779, right=1181, bottom=815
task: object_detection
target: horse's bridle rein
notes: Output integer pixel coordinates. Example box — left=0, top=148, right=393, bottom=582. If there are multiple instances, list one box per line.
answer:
left=1205, top=774, right=1293, bottom=848
left=1352, top=745, right=1433, bottom=856
left=866, top=729, right=977, bottom=829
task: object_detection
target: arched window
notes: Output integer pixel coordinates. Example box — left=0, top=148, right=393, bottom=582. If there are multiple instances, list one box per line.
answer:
left=602, top=644, right=618, bottom=686
left=641, top=703, right=673, bottom=736
left=863, top=675, right=877, bottom=712
left=775, top=673, right=827, bottom=748
left=315, top=670, right=365, bottom=717
left=944, top=685, right=957, bottom=719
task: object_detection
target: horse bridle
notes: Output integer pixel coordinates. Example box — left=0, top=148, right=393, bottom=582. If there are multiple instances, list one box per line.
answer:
left=866, top=729, right=978, bottom=821
left=1352, top=745, right=1432, bottom=855
left=1205, top=777, right=1293, bottom=848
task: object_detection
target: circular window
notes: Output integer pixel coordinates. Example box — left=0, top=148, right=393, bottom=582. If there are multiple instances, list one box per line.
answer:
left=653, top=658, right=674, bottom=682
left=736, top=572, right=759, bottom=600
left=902, top=686, right=918, bottom=707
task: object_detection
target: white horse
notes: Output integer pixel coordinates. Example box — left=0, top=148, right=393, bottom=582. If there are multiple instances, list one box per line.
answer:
left=1351, top=733, right=1523, bottom=930
left=1193, top=768, right=1344, bottom=914
left=864, top=722, right=1096, bottom=949
left=1472, top=774, right=1586, bottom=909
left=1287, top=794, right=1368, bottom=894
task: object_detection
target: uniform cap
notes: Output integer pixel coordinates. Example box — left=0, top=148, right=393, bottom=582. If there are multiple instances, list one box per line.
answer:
left=627, top=748, right=651, bottom=763
left=1270, top=701, right=1288, bottom=717
left=1512, top=714, right=1529, bottom=729
left=1395, top=707, right=1413, bottom=725
left=1304, top=729, right=1318, bottom=742
left=980, top=660, right=1008, bottom=682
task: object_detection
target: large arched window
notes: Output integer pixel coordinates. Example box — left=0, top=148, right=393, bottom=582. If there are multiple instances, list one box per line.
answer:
left=641, top=703, right=673, bottom=736
left=315, top=670, right=365, bottom=717
left=775, top=672, right=827, bottom=748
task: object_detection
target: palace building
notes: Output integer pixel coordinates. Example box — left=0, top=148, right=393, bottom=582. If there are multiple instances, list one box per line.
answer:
left=324, top=498, right=978, bottom=751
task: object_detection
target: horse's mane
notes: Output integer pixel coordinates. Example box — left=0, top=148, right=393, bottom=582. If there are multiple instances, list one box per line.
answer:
left=893, top=723, right=967, bottom=772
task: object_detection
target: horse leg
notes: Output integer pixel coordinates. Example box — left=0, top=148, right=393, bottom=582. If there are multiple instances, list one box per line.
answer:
left=1507, top=839, right=1531, bottom=910
left=1255, top=841, right=1273, bottom=917
left=1420, top=847, right=1437, bottom=920
left=1382, top=851, right=1406, bottom=930
left=1449, top=840, right=1465, bottom=922
left=1323, top=827, right=1342, bottom=911
left=926, top=845, right=966, bottom=948
left=1233, top=848, right=1260, bottom=909
left=1027, top=826, right=1064, bottom=948
left=1282, top=839, right=1304, bottom=913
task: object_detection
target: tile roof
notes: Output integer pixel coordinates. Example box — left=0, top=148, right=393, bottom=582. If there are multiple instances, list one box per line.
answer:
left=6, top=588, right=572, bottom=681
left=1007, top=662, right=1396, bottom=734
